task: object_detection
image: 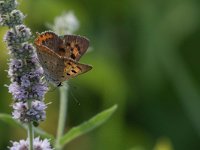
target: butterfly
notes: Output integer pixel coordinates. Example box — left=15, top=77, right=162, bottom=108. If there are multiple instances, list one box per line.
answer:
left=34, top=31, right=92, bottom=86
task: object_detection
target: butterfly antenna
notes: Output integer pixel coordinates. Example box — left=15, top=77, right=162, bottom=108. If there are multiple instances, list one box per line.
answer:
left=48, top=84, right=57, bottom=92
left=49, top=87, right=57, bottom=92
left=69, top=89, right=80, bottom=106
left=40, top=76, right=57, bottom=92
left=68, top=81, right=78, bottom=90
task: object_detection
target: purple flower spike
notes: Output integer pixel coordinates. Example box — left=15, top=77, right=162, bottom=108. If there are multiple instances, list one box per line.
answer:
left=9, top=82, right=28, bottom=100
left=12, top=101, right=47, bottom=123
left=32, top=83, right=48, bottom=98
left=9, top=137, right=53, bottom=150
left=1, top=0, right=48, bottom=124
left=20, top=75, right=31, bottom=88
left=1, top=0, right=52, bottom=149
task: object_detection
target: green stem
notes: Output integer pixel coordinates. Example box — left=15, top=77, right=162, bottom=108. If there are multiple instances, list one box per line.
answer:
left=28, top=122, right=34, bottom=150
left=55, top=82, right=69, bottom=150
left=27, top=100, right=34, bottom=150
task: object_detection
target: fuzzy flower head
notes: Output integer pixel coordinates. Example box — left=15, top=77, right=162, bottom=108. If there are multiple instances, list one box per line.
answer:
left=0, top=0, right=17, bottom=14
left=8, top=43, right=36, bottom=59
left=50, top=11, right=79, bottom=34
left=4, top=24, right=31, bottom=45
left=9, top=137, right=53, bottom=150
left=0, top=10, right=24, bottom=27
left=8, top=69, right=48, bottom=101
left=12, top=101, right=47, bottom=124
left=1, top=0, right=49, bottom=124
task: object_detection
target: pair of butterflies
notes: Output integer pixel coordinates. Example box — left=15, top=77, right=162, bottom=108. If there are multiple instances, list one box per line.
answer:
left=34, top=31, right=92, bottom=86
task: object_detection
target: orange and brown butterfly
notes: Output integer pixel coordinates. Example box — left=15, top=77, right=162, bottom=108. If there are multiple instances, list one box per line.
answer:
left=34, top=31, right=92, bottom=86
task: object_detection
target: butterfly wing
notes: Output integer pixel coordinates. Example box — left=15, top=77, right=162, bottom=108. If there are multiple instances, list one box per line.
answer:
left=35, top=31, right=63, bottom=52
left=35, top=32, right=89, bottom=61
left=60, top=35, right=89, bottom=61
left=63, top=57, right=92, bottom=80
left=34, top=42, right=67, bottom=84
left=34, top=32, right=92, bottom=85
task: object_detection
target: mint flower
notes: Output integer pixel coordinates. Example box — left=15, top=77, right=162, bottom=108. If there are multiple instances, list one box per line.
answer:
left=4, top=25, right=32, bottom=45
left=49, top=11, right=79, bottom=34
left=9, top=137, right=53, bottom=150
left=1, top=0, right=52, bottom=149
left=0, top=0, right=17, bottom=14
left=0, top=10, right=24, bottom=27
left=12, top=101, right=47, bottom=123
left=1, top=0, right=48, bottom=124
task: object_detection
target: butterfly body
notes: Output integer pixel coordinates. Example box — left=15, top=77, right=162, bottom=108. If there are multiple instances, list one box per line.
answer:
left=34, top=31, right=92, bottom=86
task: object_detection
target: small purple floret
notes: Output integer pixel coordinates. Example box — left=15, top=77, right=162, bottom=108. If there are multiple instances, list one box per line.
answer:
left=9, top=137, right=52, bottom=150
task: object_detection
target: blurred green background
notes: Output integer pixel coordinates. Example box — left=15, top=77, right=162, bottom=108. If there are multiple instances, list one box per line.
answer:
left=1, top=0, right=200, bottom=149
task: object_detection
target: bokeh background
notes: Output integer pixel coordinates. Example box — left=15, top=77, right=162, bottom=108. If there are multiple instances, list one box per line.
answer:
left=1, top=0, right=200, bottom=150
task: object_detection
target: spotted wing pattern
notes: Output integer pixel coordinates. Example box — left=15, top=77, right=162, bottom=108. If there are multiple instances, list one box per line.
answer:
left=35, top=31, right=62, bottom=52
left=34, top=44, right=66, bottom=85
left=34, top=31, right=92, bottom=86
left=62, top=35, right=89, bottom=61
left=64, top=58, right=92, bottom=80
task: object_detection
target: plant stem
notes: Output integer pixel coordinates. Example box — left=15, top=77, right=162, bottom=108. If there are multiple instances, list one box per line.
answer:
left=55, top=82, right=69, bottom=150
left=28, top=122, right=34, bottom=150
left=27, top=100, right=34, bottom=150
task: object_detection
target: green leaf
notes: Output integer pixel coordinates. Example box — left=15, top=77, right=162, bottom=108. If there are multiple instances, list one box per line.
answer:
left=59, top=104, right=118, bottom=146
left=0, top=113, right=24, bottom=129
left=0, top=113, right=54, bottom=141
